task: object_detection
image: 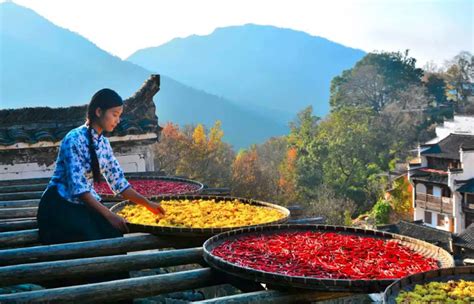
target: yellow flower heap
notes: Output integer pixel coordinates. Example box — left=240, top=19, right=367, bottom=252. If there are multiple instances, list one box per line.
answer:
left=118, top=199, right=286, bottom=228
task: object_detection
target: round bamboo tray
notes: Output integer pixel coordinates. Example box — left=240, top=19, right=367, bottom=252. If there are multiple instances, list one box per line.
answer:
left=383, top=266, right=474, bottom=304
left=97, top=176, right=204, bottom=199
left=110, top=195, right=290, bottom=238
left=203, top=224, right=455, bottom=293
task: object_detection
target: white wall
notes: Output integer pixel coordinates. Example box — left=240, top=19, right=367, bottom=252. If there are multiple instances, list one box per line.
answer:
left=416, top=183, right=426, bottom=194
left=433, top=115, right=474, bottom=142
left=0, top=152, right=151, bottom=181
left=414, top=207, right=425, bottom=222
left=115, top=154, right=146, bottom=173
left=460, top=150, right=474, bottom=178
left=448, top=150, right=474, bottom=233
left=414, top=208, right=451, bottom=232
left=0, top=162, right=56, bottom=180
left=0, top=133, right=158, bottom=181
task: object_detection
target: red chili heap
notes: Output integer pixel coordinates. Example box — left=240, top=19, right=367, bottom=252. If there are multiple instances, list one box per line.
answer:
left=212, top=231, right=439, bottom=280
left=95, top=179, right=199, bottom=196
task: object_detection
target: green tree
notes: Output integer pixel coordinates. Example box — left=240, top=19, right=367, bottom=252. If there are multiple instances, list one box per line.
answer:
left=424, top=73, right=447, bottom=105
left=372, top=199, right=392, bottom=225
left=444, top=51, right=473, bottom=110
left=310, top=107, right=383, bottom=209
left=287, top=106, right=322, bottom=200
left=330, top=50, right=424, bottom=112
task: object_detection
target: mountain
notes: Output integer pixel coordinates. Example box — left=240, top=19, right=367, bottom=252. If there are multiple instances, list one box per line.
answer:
left=127, top=24, right=366, bottom=118
left=0, top=2, right=287, bottom=148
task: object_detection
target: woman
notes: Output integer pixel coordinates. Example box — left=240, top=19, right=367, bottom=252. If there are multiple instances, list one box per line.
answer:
left=37, top=88, right=165, bottom=245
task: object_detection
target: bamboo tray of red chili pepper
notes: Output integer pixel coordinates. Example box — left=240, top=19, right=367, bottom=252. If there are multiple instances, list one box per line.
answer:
left=95, top=176, right=204, bottom=199
left=383, top=266, right=474, bottom=304
left=203, top=224, right=455, bottom=292
left=110, top=195, right=290, bottom=238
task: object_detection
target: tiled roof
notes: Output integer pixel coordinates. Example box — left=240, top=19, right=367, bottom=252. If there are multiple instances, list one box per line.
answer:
left=454, top=223, right=474, bottom=251
left=457, top=179, right=474, bottom=194
left=378, top=220, right=453, bottom=252
left=421, top=133, right=474, bottom=160
left=0, top=75, right=162, bottom=146
left=410, top=168, right=449, bottom=185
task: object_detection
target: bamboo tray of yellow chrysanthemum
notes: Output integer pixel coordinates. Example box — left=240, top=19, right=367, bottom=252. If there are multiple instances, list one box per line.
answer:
left=110, top=195, right=290, bottom=237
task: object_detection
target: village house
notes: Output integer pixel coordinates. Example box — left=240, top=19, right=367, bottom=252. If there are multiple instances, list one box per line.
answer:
left=0, top=75, right=162, bottom=180
left=408, top=115, right=474, bottom=234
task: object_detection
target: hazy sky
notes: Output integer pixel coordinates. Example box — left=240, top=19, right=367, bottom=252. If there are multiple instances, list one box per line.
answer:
left=3, top=0, right=473, bottom=66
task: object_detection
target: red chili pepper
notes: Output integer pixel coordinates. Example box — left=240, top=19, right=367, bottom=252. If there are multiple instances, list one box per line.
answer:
left=94, top=179, right=199, bottom=196
left=211, top=231, right=439, bottom=280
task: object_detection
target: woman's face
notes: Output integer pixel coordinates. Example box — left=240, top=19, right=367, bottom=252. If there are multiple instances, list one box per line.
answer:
left=96, top=106, right=123, bottom=132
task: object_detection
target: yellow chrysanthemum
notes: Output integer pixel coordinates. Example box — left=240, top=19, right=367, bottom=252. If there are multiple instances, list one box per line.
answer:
left=118, top=199, right=286, bottom=228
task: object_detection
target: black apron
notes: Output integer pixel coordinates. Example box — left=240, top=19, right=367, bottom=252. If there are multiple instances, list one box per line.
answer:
left=37, top=186, right=122, bottom=245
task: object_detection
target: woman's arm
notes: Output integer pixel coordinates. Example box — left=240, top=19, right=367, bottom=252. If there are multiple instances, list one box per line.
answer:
left=80, top=192, right=129, bottom=233
left=121, top=187, right=166, bottom=215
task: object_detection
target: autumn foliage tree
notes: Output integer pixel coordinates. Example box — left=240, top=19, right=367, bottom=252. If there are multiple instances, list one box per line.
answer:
left=231, top=147, right=263, bottom=199
left=278, top=147, right=298, bottom=205
left=153, top=121, right=233, bottom=188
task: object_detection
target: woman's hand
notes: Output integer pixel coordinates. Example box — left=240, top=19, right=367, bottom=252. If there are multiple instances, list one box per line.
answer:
left=145, top=200, right=166, bottom=216
left=105, top=212, right=130, bottom=233
left=120, top=187, right=165, bottom=216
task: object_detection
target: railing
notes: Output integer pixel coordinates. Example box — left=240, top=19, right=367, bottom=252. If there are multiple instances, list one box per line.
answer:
left=416, top=193, right=453, bottom=214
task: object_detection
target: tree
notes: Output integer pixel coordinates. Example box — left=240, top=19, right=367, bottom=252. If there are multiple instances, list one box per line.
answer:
left=278, top=147, right=298, bottom=205
left=205, top=121, right=234, bottom=187
left=354, top=50, right=423, bottom=92
left=153, top=122, right=234, bottom=188
left=288, top=106, right=320, bottom=152
left=304, top=185, right=357, bottom=225
left=231, top=146, right=269, bottom=200
left=424, top=73, right=447, bottom=105
left=331, top=65, right=387, bottom=112
left=192, top=124, right=206, bottom=146
left=387, top=176, right=413, bottom=222
left=377, top=84, right=434, bottom=161
left=444, top=51, right=473, bottom=110
left=330, top=50, right=424, bottom=113
left=309, top=107, right=383, bottom=209
left=371, top=199, right=392, bottom=225
left=255, top=136, right=288, bottom=202
left=287, top=107, right=322, bottom=200
left=153, top=122, right=190, bottom=174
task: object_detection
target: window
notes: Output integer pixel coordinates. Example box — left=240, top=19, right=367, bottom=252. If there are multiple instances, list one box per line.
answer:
left=467, top=194, right=474, bottom=205
left=442, top=187, right=451, bottom=197
left=437, top=214, right=445, bottom=227
left=426, top=185, right=433, bottom=195
left=424, top=211, right=432, bottom=224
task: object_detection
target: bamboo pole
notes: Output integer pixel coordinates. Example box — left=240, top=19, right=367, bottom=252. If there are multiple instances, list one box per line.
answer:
left=0, top=229, right=39, bottom=248
left=0, top=178, right=50, bottom=187
left=0, top=184, right=47, bottom=194
left=287, top=217, right=325, bottom=224
left=193, top=289, right=354, bottom=304
left=0, top=219, right=37, bottom=232
left=0, top=191, right=43, bottom=201
left=0, top=203, right=115, bottom=220
left=0, top=268, right=219, bottom=304
left=0, top=234, right=172, bottom=266
left=0, top=199, right=40, bottom=208
left=0, top=247, right=204, bottom=286
left=0, top=207, right=38, bottom=219
left=0, top=217, right=35, bottom=223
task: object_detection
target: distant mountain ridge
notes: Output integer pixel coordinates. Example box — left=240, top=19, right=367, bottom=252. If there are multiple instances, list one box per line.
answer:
left=128, top=24, right=366, bottom=118
left=0, top=2, right=287, bottom=148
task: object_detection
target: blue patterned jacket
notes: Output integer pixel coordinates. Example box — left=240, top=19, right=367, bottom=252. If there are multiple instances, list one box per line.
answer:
left=48, top=124, right=130, bottom=204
